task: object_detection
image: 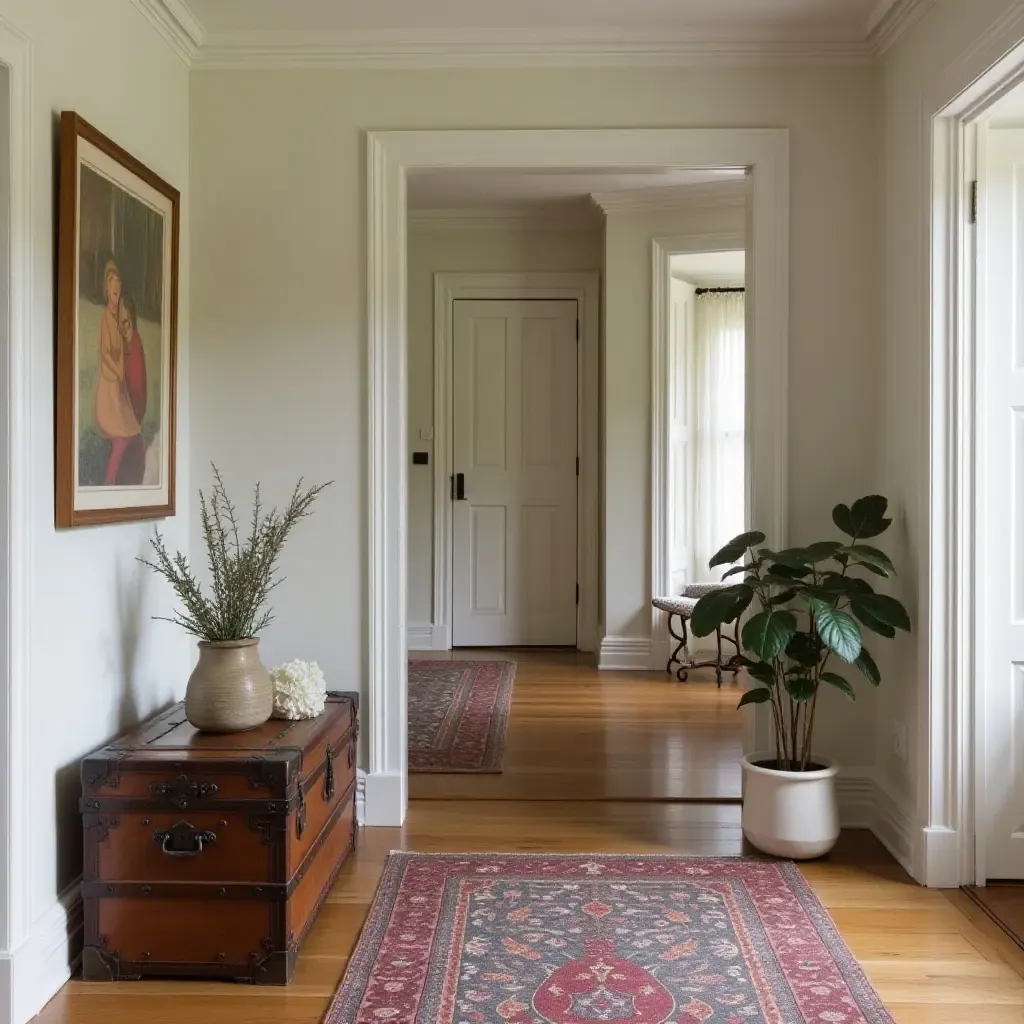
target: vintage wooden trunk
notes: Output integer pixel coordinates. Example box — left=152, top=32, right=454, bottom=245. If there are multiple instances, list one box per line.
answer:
left=79, top=692, right=358, bottom=984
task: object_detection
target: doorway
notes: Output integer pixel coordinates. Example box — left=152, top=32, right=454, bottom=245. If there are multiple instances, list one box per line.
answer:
left=364, top=129, right=790, bottom=826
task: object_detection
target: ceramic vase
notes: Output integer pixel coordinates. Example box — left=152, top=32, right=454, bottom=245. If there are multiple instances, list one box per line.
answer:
left=185, top=638, right=273, bottom=733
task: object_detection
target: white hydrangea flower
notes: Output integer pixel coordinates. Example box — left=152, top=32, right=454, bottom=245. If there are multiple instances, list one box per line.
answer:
left=270, top=659, right=327, bottom=719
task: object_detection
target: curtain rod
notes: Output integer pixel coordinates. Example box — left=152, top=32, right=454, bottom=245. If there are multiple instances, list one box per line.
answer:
left=695, top=286, right=745, bottom=295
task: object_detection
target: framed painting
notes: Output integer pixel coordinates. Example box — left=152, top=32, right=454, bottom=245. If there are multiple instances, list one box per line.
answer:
left=55, top=112, right=179, bottom=527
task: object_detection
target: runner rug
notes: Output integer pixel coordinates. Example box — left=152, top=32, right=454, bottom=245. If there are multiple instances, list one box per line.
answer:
left=327, top=853, right=893, bottom=1024
left=408, top=660, right=516, bottom=773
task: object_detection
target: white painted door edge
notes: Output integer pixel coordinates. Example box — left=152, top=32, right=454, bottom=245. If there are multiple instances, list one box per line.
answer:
left=926, top=12, right=1024, bottom=887
left=431, top=272, right=600, bottom=654
left=368, top=128, right=790, bottom=827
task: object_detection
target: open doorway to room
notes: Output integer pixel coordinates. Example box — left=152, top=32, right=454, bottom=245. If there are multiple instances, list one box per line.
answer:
left=402, top=169, right=752, bottom=805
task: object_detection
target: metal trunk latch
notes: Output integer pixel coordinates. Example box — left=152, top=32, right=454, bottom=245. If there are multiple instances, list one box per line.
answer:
left=325, top=747, right=335, bottom=802
left=296, top=784, right=307, bottom=839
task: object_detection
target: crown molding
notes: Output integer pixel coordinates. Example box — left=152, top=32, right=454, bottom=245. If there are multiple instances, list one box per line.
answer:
left=867, top=0, right=936, bottom=55
left=409, top=206, right=604, bottom=231
left=130, top=0, right=205, bottom=64
left=193, top=29, right=873, bottom=71
left=591, top=180, right=747, bottom=215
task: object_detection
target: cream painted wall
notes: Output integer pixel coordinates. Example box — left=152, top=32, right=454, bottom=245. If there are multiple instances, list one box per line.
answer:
left=406, top=222, right=603, bottom=628
left=189, top=63, right=878, bottom=768
left=0, top=0, right=190, bottom=1017
left=879, top=0, right=1023, bottom=822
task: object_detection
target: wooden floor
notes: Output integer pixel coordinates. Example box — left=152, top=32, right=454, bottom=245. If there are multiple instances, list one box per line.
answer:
left=37, top=650, right=1024, bottom=1022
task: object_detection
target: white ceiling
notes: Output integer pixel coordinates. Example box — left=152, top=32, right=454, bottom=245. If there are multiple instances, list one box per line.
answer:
left=190, top=0, right=882, bottom=39
left=407, top=168, right=744, bottom=211
left=672, top=250, right=746, bottom=287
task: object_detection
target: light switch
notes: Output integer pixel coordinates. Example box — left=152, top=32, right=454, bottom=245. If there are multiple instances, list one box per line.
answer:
left=419, top=426, right=434, bottom=441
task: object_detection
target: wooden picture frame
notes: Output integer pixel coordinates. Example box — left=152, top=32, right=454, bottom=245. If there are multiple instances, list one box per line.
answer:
left=55, top=112, right=179, bottom=527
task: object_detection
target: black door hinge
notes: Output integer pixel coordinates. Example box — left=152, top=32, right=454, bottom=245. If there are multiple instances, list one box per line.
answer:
left=576, top=319, right=580, bottom=342
left=575, top=455, right=580, bottom=477
left=575, top=583, right=580, bottom=605
left=969, top=180, right=978, bottom=225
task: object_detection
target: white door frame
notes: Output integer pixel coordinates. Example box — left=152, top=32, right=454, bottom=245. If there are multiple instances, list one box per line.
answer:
left=366, top=128, right=789, bottom=826
left=650, top=230, right=758, bottom=758
left=926, top=17, right=1024, bottom=886
left=421, top=272, right=600, bottom=655
left=0, top=11, right=34, bottom=1010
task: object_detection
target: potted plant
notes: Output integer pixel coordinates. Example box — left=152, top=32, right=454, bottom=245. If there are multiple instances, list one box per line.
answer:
left=689, top=495, right=911, bottom=859
left=142, top=467, right=330, bottom=733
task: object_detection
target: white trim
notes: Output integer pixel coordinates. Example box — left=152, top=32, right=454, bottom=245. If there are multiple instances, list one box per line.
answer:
left=431, top=272, right=600, bottom=653
left=598, top=636, right=653, bottom=671
left=1, top=882, right=82, bottom=1024
left=195, top=29, right=874, bottom=71
left=356, top=769, right=367, bottom=825
left=406, top=623, right=449, bottom=651
left=368, top=128, right=790, bottom=826
left=591, top=181, right=747, bottom=215
left=925, top=17, right=1024, bottom=887
left=0, top=14, right=32, bottom=996
left=867, top=0, right=936, bottom=55
left=409, top=208, right=603, bottom=232
left=129, top=0, right=205, bottom=64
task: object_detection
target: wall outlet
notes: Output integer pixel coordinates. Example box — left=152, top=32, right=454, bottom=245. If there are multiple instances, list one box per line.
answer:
left=419, top=426, right=434, bottom=441
left=892, top=721, right=908, bottom=762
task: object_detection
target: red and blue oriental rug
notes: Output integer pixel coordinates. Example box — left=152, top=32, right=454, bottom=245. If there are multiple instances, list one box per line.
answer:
left=408, top=660, right=516, bottom=773
left=327, top=853, right=893, bottom=1023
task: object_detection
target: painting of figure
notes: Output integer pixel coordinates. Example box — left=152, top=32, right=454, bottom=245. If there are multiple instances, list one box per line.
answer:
left=56, top=113, right=178, bottom=527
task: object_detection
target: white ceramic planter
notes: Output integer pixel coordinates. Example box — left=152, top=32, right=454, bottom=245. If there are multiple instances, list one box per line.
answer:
left=740, top=752, right=840, bottom=860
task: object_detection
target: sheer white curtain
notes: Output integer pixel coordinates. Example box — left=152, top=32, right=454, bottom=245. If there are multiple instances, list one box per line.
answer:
left=691, top=291, right=746, bottom=582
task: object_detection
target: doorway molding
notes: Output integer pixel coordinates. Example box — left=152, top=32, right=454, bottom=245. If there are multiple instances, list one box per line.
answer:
left=0, top=11, right=34, bottom=1014
left=418, top=271, right=600, bottom=655
left=926, top=14, right=1024, bottom=887
left=366, top=128, right=790, bottom=826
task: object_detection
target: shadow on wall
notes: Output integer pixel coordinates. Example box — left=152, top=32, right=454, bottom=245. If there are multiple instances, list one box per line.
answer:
left=54, top=547, right=179, bottom=896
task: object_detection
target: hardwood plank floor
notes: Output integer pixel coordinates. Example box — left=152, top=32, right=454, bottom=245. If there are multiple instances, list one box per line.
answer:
left=35, top=649, right=1024, bottom=1022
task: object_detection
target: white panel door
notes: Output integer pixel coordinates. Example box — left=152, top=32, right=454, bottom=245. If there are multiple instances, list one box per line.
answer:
left=668, top=278, right=695, bottom=593
left=452, top=299, right=578, bottom=646
left=982, top=129, right=1024, bottom=880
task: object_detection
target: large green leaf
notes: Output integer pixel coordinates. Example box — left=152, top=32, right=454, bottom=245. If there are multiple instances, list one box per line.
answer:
left=808, top=599, right=863, bottom=663
left=803, top=541, right=844, bottom=562
left=822, top=671, right=857, bottom=700
left=833, top=495, right=892, bottom=540
left=785, top=675, right=816, bottom=702
left=850, top=600, right=896, bottom=638
left=820, top=573, right=874, bottom=597
left=851, top=593, right=911, bottom=632
left=742, top=610, right=798, bottom=661
left=745, top=660, right=777, bottom=686
left=709, top=531, right=767, bottom=569
left=855, top=647, right=881, bottom=685
left=720, top=562, right=755, bottom=580
left=737, top=686, right=773, bottom=709
left=771, top=547, right=814, bottom=568
left=844, top=545, right=896, bottom=575
left=689, top=585, right=754, bottom=638
left=769, top=588, right=799, bottom=607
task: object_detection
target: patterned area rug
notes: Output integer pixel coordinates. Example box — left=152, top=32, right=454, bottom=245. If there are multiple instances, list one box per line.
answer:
left=408, top=660, right=516, bottom=773
left=327, top=853, right=893, bottom=1023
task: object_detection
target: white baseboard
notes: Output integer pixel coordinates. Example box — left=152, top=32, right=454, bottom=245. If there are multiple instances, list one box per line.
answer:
left=356, top=769, right=366, bottom=825
left=407, top=623, right=449, bottom=651
left=598, top=636, right=652, bottom=670
left=362, top=770, right=406, bottom=826
left=0, top=880, right=83, bottom=1024
left=919, top=824, right=960, bottom=888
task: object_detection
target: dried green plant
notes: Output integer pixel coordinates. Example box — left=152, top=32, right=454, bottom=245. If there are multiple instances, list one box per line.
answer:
left=141, top=466, right=331, bottom=643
